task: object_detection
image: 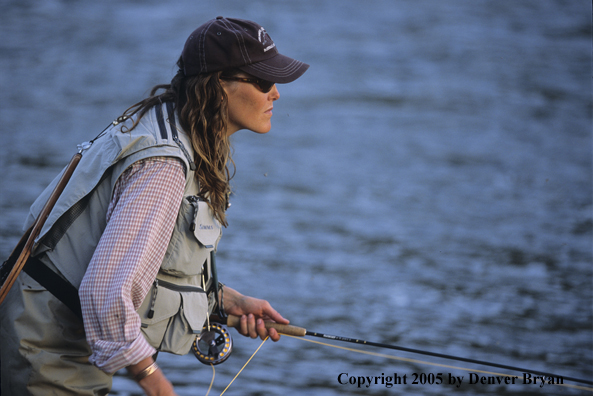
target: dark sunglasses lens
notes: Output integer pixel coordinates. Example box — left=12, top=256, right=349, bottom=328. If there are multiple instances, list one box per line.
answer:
left=257, top=80, right=275, bottom=93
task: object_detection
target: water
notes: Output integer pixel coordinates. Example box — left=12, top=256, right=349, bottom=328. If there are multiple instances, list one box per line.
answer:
left=1, top=1, right=591, bottom=395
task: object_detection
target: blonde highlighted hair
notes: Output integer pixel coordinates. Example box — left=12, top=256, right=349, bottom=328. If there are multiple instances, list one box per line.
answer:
left=118, top=57, right=237, bottom=226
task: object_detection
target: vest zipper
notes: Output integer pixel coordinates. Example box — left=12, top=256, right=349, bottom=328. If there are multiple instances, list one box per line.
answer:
left=147, top=279, right=158, bottom=319
left=172, top=134, right=196, bottom=171
left=187, top=195, right=201, bottom=232
left=157, top=278, right=206, bottom=293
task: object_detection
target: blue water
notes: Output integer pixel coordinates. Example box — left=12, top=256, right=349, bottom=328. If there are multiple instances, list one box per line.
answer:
left=0, top=1, right=591, bottom=395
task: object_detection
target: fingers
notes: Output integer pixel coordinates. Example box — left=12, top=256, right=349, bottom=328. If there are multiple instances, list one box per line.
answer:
left=255, top=317, right=282, bottom=341
left=237, top=314, right=282, bottom=342
left=238, top=314, right=258, bottom=339
left=265, top=325, right=281, bottom=342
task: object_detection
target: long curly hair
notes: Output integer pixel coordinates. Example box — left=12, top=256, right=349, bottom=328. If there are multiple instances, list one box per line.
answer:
left=118, top=57, right=237, bottom=226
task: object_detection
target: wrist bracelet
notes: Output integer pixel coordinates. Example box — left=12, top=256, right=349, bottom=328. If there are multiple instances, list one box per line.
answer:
left=134, top=362, right=159, bottom=382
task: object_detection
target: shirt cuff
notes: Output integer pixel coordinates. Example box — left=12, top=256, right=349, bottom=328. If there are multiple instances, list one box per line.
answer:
left=89, top=332, right=156, bottom=374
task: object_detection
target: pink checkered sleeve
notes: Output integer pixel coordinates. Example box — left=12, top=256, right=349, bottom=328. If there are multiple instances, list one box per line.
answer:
left=79, top=156, right=186, bottom=374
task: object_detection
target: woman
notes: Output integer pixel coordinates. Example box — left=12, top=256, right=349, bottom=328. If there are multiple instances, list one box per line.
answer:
left=0, top=16, right=308, bottom=396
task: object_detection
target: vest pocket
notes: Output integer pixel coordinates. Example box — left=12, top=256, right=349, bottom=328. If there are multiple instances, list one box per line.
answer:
left=160, top=196, right=221, bottom=277
left=138, top=280, right=208, bottom=355
left=190, top=199, right=222, bottom=248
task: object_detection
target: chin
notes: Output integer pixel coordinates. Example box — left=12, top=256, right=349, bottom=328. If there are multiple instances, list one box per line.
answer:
left=254, top=124, right=272, bottom=134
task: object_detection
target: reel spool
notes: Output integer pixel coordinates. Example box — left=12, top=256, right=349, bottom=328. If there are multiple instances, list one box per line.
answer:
left=192, top=323, right=233, bottom=365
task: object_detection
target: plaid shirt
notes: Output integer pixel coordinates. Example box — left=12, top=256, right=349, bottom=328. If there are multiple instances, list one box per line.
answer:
left=79, top=157, right=186, bottom=373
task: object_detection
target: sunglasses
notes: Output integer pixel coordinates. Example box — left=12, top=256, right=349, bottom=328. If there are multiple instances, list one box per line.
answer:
left=220, top=76, right=275, bottom=93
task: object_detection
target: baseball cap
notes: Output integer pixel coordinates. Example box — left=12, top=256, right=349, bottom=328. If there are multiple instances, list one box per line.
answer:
left=181, top=16, right=309, bottom=83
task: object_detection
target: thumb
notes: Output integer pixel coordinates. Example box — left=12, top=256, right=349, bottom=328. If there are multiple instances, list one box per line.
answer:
left=262, top=303, right=289, bottom=325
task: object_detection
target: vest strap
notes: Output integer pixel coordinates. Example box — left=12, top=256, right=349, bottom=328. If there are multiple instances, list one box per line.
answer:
left=163, top=102, right=196, bottom=171
left=155, top=104, right=168, bottom=140
left=23, top=256, right=83, bottom=321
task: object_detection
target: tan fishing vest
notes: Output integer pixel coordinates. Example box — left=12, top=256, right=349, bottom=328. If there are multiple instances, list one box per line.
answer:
left=25, top=102, right=221, bottom=355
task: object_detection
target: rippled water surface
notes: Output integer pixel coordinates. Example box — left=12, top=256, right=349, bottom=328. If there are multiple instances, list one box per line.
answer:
left=1, top=1, right=591, bottom=395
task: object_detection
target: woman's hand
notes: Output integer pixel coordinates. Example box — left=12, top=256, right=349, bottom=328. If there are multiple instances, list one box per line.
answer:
left=221, top=286, right=288, bottom=341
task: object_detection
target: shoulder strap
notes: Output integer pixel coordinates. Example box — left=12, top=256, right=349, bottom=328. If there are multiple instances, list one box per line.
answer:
left=23, top=256, right=82, bottom=320
left=163, top=102, right=196, bottom=171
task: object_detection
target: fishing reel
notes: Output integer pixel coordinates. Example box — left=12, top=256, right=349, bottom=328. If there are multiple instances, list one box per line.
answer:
left=192, top=322, right=233, bottom=365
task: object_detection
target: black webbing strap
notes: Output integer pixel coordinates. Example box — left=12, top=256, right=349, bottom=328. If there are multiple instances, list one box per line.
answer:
left=155, top=104, right=168, bottom=140
left=164, top=101, right=196, bottom=171
left=166, top=101, right=178, bottom=139
left=23, top=256, right=83, bottom=321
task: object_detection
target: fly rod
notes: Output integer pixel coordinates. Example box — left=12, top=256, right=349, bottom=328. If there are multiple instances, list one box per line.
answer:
left=226, top=315, right=592, bottom=386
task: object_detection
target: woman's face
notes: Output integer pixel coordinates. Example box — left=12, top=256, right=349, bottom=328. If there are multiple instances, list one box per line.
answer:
left=221, top=74, right=280, bottom=136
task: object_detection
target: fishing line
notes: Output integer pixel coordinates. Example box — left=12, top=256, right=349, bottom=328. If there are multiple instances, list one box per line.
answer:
left=297, top=329, right=593, bottom=386
left=204, top=364, right=215, bottom=396
left=218, top=336, right=269, bottom=396
left=197, top=317, right=591, bottom=393
left=285, top=335, right=593, bottom=392
left=222, top=315, right=592, bottom=388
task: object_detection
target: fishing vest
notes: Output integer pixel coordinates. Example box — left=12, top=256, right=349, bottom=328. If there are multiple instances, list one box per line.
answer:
left=25, top=102, right=221, bottom=355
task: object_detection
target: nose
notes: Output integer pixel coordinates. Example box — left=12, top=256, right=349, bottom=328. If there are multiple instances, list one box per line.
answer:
left=269, top=84, right=280, bottom=101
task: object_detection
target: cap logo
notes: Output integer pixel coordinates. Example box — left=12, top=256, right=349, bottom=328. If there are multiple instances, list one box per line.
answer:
left=258, top=27, right=276, bottom=52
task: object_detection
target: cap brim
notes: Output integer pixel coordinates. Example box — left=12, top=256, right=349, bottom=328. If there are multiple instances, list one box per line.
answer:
left=239, top=53, right=309, bottom=84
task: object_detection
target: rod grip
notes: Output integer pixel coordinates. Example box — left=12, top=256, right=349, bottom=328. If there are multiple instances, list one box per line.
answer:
left=226, top=315, right=307, bottom=337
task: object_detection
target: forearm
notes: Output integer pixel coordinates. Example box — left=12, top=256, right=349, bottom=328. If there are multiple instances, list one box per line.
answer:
left=128, top=357, right=177, bottom=396
left=219, top=285, right=245, bottom=313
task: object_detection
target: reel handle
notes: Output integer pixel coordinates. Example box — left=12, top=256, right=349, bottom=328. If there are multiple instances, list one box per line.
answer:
left=227, top=315, right=307, bottom=337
